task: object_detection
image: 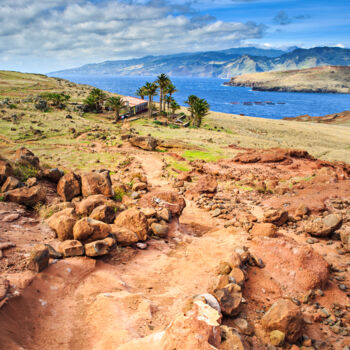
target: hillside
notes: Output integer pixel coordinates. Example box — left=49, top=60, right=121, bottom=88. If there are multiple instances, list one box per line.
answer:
left=0, top=71, right=350, bottom=350
left=51, top=47, right=350, bottom=78
left=224, top=66, right=350, bottom=93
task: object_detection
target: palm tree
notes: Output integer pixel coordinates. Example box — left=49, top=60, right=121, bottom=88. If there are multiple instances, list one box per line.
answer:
left=164, top=82, right=177, bottom=111
left=192, top=98, right=210, bottom=127
left=106, top=96, right=127, bottom=121
left=164, top=95, right=173, bottom=116
left=143, top=82, right=158, bottom=118
left=84, top=88, right=107, bottom=112
left=170, top=100, right=180, bottom=116
left=156, top=73, right=170, bottom=114
left=136, top=87, right=146, bottom=100
left=185, top=95, right=199, bottom=124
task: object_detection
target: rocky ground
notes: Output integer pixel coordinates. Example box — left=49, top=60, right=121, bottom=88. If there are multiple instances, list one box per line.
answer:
left=0, top=72, right=349, bottom=350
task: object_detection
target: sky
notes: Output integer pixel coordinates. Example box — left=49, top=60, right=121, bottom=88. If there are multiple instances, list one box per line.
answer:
left=1, top=0, right=349, bottom=73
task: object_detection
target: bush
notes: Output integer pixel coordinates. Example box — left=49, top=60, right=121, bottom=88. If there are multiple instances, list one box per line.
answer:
left=113, top=187, right=126, bottom=202
left=9, top=104, right=17, bottom=109
left=13, top=164, right=39, bottom=181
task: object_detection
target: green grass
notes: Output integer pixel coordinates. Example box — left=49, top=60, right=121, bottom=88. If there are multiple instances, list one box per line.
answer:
left=13, top=164, right=39, bottom=181
left=0, top=195, right=4, bottom=202
left=182, top=150, right=224, bottom=162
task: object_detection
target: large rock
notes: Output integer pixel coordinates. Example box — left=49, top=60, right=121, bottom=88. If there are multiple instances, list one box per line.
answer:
left=28, top=244, right=49, bottom=272
left=115, top=300, right=221, bottom=350
left=84, top=240, right=110, bottom=257
left=114, top=208, right=148, bottom=241
left=263, top=209, right=288, bottom=226
left=340, top=228, right=350, bottom=252
left=89, top=204, right=116, bottom=224
left=59, top=240, right=84, bottom=257
left=47, top=208, right=77, bottom=241
left=110, top=226, right=139, bottom=245
left=305, top=214, right=342, bottom=237
left=73, top=217, right=110, bottom=243
left=43, top=168, right=64, bottom=183
left=250, top=223, right=277, bottom=238
left=150, top=223, right=168, bottom=237
left=75, top=194, right=114, bottom=216
left=261, top=299, right=303, bottom=343
left=194, top=175, right=218, bottom=193
left=1, top=176, right=21, bottom=192
left=14, top=147, right=40, bottom=168
left=81, top=171, right=113, bottom=198
left=214, top=283, right=242, bottom=317
left=4, top=185, right=46, bottom=207
left=139, top=190, right=186, bottom=216
left=0, top=159, right=14, bottom=186
left=129, top=136, right=157, bottom=151
left=57, top=172, right=81, bottom=201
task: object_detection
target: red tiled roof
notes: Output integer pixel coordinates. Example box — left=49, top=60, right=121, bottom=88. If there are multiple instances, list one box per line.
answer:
left=123, top=96, right=148, bottom=107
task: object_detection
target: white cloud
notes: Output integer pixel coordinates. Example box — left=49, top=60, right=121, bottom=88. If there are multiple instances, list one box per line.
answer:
left=0, top=0, right=266, bottom=72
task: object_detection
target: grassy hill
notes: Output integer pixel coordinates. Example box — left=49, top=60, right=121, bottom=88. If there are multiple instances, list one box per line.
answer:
left=224, top=66, right=350, bottom=93
left=1, top=70, right=350, bottom=170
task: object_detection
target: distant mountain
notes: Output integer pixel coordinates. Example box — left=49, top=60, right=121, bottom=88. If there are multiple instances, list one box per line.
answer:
left=51, top=47, right=350, bottom=78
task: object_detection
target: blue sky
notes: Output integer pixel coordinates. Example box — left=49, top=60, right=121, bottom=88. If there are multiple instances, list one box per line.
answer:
left=0, top=0, right=349, bottom=73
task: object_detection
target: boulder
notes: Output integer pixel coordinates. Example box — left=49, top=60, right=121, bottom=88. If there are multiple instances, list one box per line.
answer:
left=0, top=159, right=13, bottom=186
left=305, top=214, right=342, bottom=237
left=263, top=209, right=288, bottom=226
left=47, top=208, right=77, bottom=241
left=14, top=147, right=40, bottom=169
left=43, top=168, right=64, bottom=183
left=4, top=185, right=46, bottom=207
left=250, top=223, right=277, bottom=238
left=261, top=299, right=303, bottom=343
left=220, top=325, right=250, bottom=350
left=28, top=244, right=49, bottom=272
left=81, top=171, right=113, bottom=198
left=194, top=175, right=217, bottom=193
left=110, top=226, right=139, bottom=246
left=114, top=208, right=148, bottom=241
left=75, top=194, right=113, bottom=216
left=85, top=240, right=110, bottom=257
left=1, top=176, right=21, bottom=192
left=214, top=283, right=242, bottom=317
left=157, top=208, right=171, bottom=222
left=73, top=217, right=110, bottom=243
left=89, top=204, right=116, bottom=224
left=139, top=190, right=186, bottom=216
left=59, top=240, right=84, bottom=257
left=150, top=223, right=168, bottom=237
left=129, top=136, right=157, bottom=151
left=57, top=172, right=81, bottom=201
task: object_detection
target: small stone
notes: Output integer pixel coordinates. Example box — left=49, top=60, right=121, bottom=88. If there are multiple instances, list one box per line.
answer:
left=59, top=240, right=84, bottom=257
left=233, top=318, right=254, bottom=335
left=44, top=244, right=63, bottom=259
left=150, top=223, right=168, bottom=237
left=212, top=208, right=221, bottom=217
left=136, top=242, right=147, bottom=249
left=157, top=208, right=171, bottom=222
left=2, top=213, right=20, bottom=222
left=270, top=330, right=285, bottom=346
left=28, top=244, right=49, bottom=272
left=339, top=284, right=347, bottom=291
left=85, top=240, right=110, bottom=257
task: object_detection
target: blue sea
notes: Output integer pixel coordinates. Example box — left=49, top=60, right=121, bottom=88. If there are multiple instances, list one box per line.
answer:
left=52, top=75, right=350, bottom=119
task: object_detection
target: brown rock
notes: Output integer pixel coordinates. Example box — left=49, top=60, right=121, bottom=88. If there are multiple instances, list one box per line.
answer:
left=89, top=204, right=116, bottom=223
left=220, top=325, right=250, bottom=350
left=133, top=182, right=147, bottom=191
left=85, top=240, right=110, bottom=257
left=43, top=168, right=64, bottom=183
left=305, top=214, right=342, bottom=237
left=75, top=194, right=113, bottom=216
left=195, top=175, right=217, bottom=193
left=251, top=223, right=277, bottom=238
left=0, top=159, right=13, bottom=186
left=102, top=236, right=116, bottom=247
left=141, top=207, right=156, bottom=218
left=214, top=283, right=242, bottom=317
left=129, top=135, right=157, bottom=151
left=47, top=209, right=77, bottom=241
left=4, top=185, right=46, bottom=207
left=261, top=299, right=304, bottom=343
left=178, top=172, right=192, bottom=182
left=263, top=209, right=288, bottom=226
left=28, top=244, right=49, bottom=272
left=57, top=172, right=81, bottom=201
left=157, top=208, right=171, bottom=222
left=229, top=268, right=245, bottom=286
left=232, top=318, right=254, bottom=336
left=59, top=240, right=84, bottom=257
left=294, top=204, right=309, bottom=218
left=139, top=190, right=186, bottom=216
left=1, top=176, right=21, bottom=192
left=114, top=208, right=148, bottom=241
left=26, top=177, right=38, bottom=187
left=81, top=171, right=113, bottom=198
left=0, top=278, right=9, bottom=301
left=151, top=223, right=168, bottom=237
left=110, top=225, right=139, bottom=245
left=340, top=228, right=350, bottom=252
left=73, top=217, right=110, bottom=243
left=14, top=147, right=40, bottom=168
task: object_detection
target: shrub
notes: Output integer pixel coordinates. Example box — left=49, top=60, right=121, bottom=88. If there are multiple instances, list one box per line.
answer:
left=13, top=164, right=39, bottom=181
left=113, top=187, right=126, bottom=202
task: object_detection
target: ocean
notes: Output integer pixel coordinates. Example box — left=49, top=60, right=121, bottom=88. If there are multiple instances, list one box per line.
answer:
left=51, top=75, right=350, bottom=119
